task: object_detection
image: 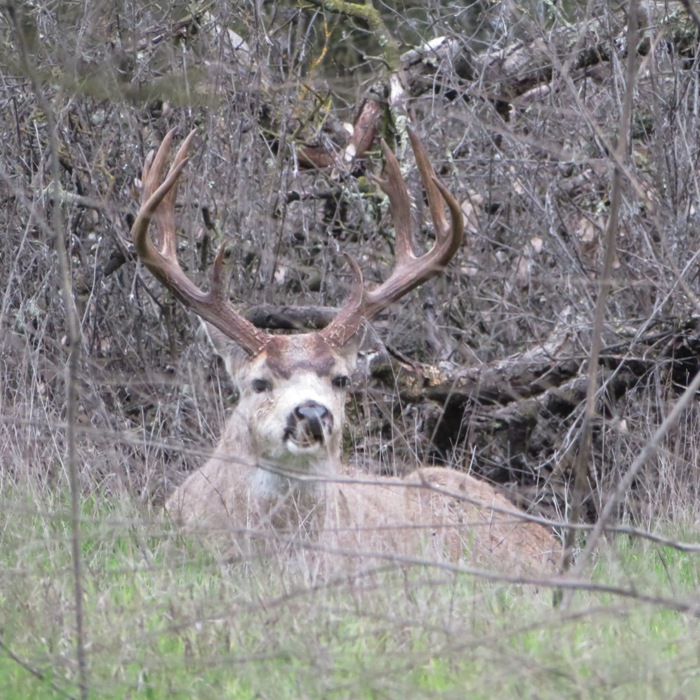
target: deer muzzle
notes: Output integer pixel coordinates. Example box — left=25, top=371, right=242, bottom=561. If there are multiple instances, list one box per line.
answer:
left=284, top=400, right=333, bottom=448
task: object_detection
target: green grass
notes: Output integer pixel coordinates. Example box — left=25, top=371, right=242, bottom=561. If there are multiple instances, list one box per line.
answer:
left=0, top=491, right=698, bottom=699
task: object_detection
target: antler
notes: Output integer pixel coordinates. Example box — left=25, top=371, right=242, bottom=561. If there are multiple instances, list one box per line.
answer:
left=131, top=128, right=270, bottom=357
left=319, top=127, right=464, bottom=349
left=131, top=128, right=461, bottom=354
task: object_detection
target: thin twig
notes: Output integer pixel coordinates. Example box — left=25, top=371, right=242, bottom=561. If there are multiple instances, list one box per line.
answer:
left=559, top=0, right=640, bottom=593
left=305, top=0, right=400, bottom=71
left=678, top=0, right=700, bottom=31
left=0, top=636, right=75, bottom=699
left=571, top=362, right=700, bottom=579
left=7, top=4, right=89, bottom=697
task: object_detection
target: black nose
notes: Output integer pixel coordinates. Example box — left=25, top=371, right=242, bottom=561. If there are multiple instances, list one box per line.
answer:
left=293, top=400, right=332, bottom=439
left=295, top=401, right=329, bottom=422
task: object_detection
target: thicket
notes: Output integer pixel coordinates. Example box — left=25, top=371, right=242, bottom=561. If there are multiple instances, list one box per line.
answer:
left=1, top=1, right=700, bottom=534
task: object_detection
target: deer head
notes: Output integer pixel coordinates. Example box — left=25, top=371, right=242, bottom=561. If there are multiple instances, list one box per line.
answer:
left=131, top=129, right=463, bottom=485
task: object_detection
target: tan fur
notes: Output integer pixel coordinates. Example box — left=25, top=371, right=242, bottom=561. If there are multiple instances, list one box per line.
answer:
left=167, top=331, right=559, bottom=575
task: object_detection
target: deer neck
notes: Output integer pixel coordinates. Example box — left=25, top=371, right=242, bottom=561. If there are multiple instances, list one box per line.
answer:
left=244, top=454, right=336, bottom=537
left=249, top=456, right=335, bottom=496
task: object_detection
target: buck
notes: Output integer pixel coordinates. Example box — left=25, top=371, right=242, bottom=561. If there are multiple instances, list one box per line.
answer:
left=132, top=128, right=558, bottom=573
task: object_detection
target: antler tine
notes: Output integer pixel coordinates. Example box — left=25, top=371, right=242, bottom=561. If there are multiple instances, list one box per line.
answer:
left=408, top=128, right=464, bottom=262
left=137, top=129, right=193, bottom=260
left=131, top=129, right=270, bottom=357
left=320, top=128, right=464, bottom=349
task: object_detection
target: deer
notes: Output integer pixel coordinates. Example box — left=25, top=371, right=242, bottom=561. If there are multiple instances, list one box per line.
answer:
left=131, top=128, right=559, bottom=575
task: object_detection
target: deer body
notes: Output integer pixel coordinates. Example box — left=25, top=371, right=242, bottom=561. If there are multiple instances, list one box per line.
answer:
left=133, top=129, right=559, bottom=574
left=168, top=454, right=557, bottom=572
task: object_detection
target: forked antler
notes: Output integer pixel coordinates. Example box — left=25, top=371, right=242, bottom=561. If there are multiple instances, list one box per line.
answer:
left=319, top=127, right=464, bottom=348
left=131, top=128, right=463, bottom=355
left=131, top=129, right=270, bottom=356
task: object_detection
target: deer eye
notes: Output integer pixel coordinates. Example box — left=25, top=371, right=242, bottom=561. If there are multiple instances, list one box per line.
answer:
left=251, top=378, right=273, bottom=393
left=332, top=375, right=351, bottom=390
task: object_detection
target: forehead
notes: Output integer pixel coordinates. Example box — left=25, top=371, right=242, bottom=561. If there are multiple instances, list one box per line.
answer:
left=254, top=333, right=344, bottom=379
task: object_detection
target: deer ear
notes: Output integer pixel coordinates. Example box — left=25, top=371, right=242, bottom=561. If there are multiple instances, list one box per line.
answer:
left=200, top=321, right=249, bottom=380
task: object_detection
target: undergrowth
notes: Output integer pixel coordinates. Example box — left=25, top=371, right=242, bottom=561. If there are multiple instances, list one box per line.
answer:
left=0, top=491, right=697, bottom=699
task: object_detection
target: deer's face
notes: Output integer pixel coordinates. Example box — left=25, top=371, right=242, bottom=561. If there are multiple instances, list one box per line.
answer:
left=134, top=130, right=461, bottom=478
left=209, top=327, right=358, bottom=470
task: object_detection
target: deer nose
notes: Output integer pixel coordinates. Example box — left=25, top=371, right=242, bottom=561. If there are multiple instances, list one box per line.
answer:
left=293, top=400, right=332, bottom=439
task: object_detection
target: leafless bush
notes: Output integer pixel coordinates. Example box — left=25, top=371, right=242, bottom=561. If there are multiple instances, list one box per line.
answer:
left=1, top=0, right=699, bottom=526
